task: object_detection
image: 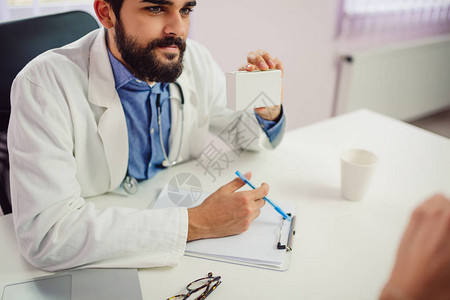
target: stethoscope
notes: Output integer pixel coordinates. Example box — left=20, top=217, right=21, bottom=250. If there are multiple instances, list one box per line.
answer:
left=123, top=81, right=185, bottom=195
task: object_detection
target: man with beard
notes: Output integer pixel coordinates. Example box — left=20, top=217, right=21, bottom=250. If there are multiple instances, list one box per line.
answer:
left=8, top=0, right=286, bottom=271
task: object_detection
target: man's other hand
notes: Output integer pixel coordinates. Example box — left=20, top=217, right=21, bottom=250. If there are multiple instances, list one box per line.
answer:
left=239, top=50, right=284, bottom=121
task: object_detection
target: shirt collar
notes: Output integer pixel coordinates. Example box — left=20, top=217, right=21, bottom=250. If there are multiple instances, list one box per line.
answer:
left=107, top=48, right=169, bottom=92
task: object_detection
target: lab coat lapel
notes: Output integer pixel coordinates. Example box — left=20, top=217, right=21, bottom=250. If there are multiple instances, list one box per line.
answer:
left=88, top=29, right=128, bottom=190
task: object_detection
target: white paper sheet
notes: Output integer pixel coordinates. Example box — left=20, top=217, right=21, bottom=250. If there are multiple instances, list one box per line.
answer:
left=152, top=183, right=295, bottom=269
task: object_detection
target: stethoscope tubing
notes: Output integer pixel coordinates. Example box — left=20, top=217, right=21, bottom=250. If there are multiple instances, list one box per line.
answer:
left=123, top=81, right=185, bottom=195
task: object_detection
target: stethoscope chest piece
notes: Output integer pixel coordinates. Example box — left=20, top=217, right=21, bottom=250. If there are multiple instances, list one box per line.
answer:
left=123, top=176, right=139, bottom=195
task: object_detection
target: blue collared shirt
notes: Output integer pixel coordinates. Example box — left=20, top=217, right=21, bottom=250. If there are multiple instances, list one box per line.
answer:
left=108, top=50, right=171, bottom=181
left=108, top=50, right=285, bottom=181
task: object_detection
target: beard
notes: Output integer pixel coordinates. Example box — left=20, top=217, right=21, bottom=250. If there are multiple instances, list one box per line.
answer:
left=114, top=20, right=186, bottom=83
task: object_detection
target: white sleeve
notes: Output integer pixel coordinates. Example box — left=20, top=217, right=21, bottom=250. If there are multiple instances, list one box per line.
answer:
left=8, top=74, right=188, bottom=271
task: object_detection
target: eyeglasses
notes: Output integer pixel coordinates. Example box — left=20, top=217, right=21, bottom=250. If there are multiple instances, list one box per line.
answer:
left=167, top=272, right=222, bottom=300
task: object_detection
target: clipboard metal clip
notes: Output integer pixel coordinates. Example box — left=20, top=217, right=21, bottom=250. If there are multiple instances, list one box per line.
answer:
left=277, top=213, right=296, bottom=252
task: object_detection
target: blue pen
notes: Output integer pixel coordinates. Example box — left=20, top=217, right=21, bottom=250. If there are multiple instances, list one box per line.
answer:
left=235, top=170, right=292, bottom=221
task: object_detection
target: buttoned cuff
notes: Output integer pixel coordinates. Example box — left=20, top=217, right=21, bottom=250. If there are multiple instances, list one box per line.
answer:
left=254, top=106, right=285, bottom=144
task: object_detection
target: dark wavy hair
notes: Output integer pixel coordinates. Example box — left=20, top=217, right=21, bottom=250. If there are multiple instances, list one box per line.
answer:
left=105, top=0, right=124, bottom=21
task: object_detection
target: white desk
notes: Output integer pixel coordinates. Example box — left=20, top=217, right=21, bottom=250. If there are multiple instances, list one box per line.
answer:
left=1, top=110, right=449, bottom=299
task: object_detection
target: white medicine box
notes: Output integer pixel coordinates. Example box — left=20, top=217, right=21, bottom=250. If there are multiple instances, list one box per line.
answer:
left=226, top=69, right=282, bottom=111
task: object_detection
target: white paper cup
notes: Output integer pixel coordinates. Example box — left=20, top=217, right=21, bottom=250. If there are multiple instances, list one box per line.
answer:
left=340, top=149, right=378, bottom=201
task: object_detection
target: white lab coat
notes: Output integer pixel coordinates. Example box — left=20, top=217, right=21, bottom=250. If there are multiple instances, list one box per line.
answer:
left=8, top=28, right=281, bottom=271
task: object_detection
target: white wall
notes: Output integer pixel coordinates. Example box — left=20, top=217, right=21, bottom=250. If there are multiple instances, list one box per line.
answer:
left=190, top=0, right=450, bottom=131
left=191, top=0, right=340, bottom=131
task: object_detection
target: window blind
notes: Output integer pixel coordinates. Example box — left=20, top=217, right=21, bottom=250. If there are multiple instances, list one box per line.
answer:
left=344, top=0, right=450, bottom=15
left=338, top=0, right=450, bottom=39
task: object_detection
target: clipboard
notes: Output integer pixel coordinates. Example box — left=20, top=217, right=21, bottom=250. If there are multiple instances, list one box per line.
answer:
left=184, top=214, right=296, bottom=271
left=277, top=214, right=296, bottom=251
left=152, top=184, right=296, bottom=271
